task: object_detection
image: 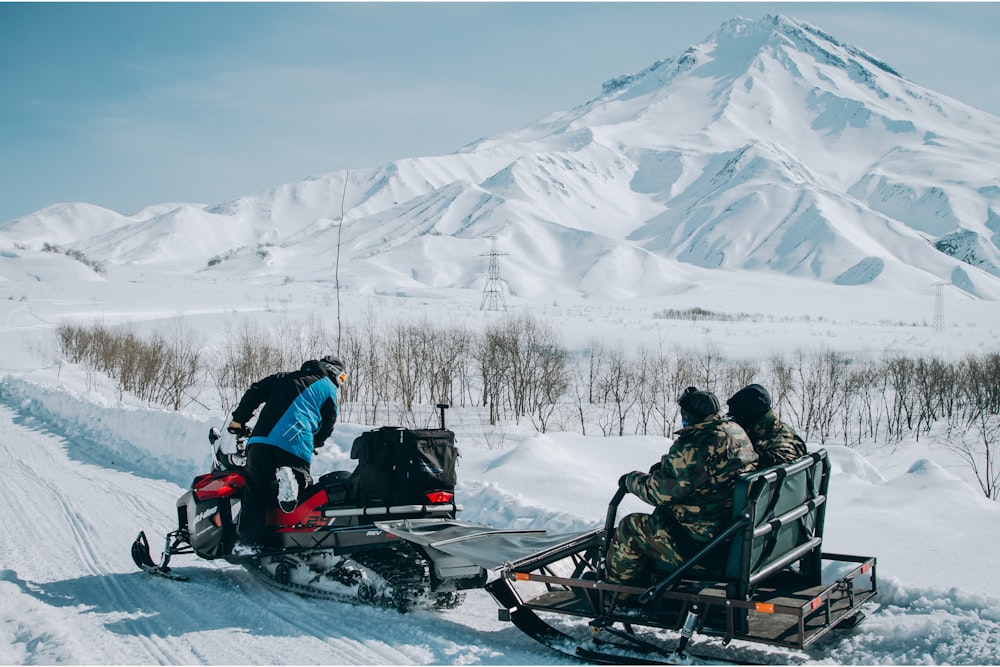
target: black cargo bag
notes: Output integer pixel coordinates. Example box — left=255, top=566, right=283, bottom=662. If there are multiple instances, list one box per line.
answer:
left=347, top=427, right=459, bottom=506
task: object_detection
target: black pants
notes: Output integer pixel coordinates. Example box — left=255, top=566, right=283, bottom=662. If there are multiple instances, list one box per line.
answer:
left=238, top=442, right=311, bottom=545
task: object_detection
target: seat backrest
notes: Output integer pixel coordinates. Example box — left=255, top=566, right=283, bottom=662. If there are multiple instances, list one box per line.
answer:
left=724, top=450, right=829, bottom=591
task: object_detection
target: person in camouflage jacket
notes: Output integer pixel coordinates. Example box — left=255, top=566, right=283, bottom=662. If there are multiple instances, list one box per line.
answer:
left=726, top=384, right=806, bottom=469
left=604, top=387, right=757, bottom=585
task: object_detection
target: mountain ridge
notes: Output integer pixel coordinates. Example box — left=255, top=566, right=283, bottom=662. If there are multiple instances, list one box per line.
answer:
left=4, top=14, right=1000, bottom=300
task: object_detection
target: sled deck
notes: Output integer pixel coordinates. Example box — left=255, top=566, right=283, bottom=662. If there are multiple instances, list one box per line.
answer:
left=480, top=450, right=878, bottom=663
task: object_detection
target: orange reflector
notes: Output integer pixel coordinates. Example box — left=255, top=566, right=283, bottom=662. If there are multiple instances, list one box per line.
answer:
left=755, top=602, right=775, bottom=614
left=861, top=562, right=871, bottom=574
left=810, top=596, right=823, bottom=611
left=514, top=572, right=530, bottom=581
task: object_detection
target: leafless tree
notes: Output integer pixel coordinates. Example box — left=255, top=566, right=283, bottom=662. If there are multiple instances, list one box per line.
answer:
left=605, top=346, right=639, bottom=436
left=882, top=355, right=919, bottom=441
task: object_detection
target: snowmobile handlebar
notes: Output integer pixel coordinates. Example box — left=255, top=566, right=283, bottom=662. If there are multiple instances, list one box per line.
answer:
left=208, top=426, right=248, bottom=471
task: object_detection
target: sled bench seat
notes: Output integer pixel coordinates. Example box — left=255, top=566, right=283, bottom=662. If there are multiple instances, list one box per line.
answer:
left=648, top=449, right=830, bottom=604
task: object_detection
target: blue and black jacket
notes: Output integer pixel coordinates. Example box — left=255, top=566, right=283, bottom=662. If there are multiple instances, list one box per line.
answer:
left=231, top=360, right=339, bottom=464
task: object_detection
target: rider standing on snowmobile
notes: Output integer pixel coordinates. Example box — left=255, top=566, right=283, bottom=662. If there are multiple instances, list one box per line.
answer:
left=604, top=387, right=756, bottom=585
left=227, top=354, right=347, bottom=553
left=726, top=383, right=806, bottom=469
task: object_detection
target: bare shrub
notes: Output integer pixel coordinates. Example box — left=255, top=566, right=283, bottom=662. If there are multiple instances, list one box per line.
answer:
left=208, top=320, right=287, bottom=413
left=56, top=318, right=204, bottom=409
left=475, top=314, right=568, bottom=429
left=941, top=352, right=1000, bottom=499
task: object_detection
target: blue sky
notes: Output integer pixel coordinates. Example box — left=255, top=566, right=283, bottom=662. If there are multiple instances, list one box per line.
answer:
left=2, top=2, right=999, bottom=223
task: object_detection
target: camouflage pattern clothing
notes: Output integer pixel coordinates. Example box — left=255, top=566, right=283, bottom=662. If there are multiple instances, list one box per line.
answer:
left=745, top=409, right=807, bottom=469
left=604, top=413, right=756, bottom=585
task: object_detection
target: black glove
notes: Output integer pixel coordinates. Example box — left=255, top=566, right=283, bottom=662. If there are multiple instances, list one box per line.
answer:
left=618, top=473, right=630, bottom=491
left=227, top=420, right=251, bottom=438
left=648, top=462, right=662, bottom=474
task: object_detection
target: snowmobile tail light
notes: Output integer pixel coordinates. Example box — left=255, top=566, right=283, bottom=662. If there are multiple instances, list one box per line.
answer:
left=754, top=602, right=775, bottom=614
left=425, top=490, right=454, bottom=504
left=193, top=472, right=246, bottom=500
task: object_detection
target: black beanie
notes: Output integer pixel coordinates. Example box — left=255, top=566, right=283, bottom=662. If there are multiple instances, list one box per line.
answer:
left=727, top=384, right=772, bottom=426
left=677, top=386, right=722, bottom=423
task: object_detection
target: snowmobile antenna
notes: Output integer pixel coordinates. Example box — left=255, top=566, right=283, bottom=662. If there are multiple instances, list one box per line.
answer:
left=436, top=402, right=449, bottom=430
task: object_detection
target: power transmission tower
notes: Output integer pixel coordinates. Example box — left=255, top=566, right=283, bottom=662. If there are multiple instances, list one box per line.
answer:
left=932, top=281, right=949, bottom=333
left=480, top=235, right=508, bottom=312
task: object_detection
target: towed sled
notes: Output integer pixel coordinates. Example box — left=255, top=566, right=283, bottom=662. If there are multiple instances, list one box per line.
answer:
left=131, top=405, right=496, bottom=611
left=380, top=449, right=878, bottom=664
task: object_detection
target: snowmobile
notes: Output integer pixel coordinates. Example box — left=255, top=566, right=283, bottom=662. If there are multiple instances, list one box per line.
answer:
left=379, top=448, right=879, bottom=664
left=131, top=404, right=490, bottom=612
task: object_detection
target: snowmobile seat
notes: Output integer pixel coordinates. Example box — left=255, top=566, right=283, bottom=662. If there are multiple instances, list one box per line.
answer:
left=314, top=470, right=351, bottom=505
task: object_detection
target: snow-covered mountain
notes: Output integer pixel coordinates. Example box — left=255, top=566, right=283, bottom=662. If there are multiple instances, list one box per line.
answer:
left=5, top=14, right=1000, bottom=300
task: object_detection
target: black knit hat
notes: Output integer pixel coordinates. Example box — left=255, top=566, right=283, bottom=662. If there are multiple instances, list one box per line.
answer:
left=727, top=384, right=772, bottom=427
left=677, top=386, right=722, bottom=424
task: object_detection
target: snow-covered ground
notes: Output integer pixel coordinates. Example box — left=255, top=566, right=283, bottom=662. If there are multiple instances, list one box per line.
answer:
left=5, top=10, right=1000, bottom=663
left=2, top=253, right=1000, bottom=665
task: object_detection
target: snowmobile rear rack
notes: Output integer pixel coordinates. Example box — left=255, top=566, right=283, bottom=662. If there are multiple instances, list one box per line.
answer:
left=485, top=449, right=878, bottom=663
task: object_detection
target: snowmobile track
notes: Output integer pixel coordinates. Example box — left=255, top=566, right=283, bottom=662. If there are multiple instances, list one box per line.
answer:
left=239, top=542, right=462, bottom=612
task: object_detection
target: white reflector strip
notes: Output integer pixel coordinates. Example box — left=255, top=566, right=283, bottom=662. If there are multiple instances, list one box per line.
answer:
left=323, top=504, right=456, bottom=518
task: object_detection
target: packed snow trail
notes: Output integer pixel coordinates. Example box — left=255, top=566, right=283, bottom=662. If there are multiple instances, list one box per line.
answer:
left=3, top=384, right=1000, bottom=665
left=0, top=403, right=565, bottom=665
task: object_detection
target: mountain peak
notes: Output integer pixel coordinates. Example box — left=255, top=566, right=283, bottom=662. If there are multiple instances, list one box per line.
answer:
left=600, top=14, right=901, bottom=101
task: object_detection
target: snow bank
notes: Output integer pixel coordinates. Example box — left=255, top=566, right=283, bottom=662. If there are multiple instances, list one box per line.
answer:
left=0, top=376, right=216, bottom=487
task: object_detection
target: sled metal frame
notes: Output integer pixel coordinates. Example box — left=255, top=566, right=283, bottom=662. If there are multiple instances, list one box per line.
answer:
left=487, top=450, right=878, bottom=661
left=489, top=549, right=876, bottom=651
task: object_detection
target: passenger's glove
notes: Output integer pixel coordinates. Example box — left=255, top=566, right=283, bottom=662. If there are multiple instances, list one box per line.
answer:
left=227, top=421, right=251, bottom=438
left=618, top=473, right=631, bottom=492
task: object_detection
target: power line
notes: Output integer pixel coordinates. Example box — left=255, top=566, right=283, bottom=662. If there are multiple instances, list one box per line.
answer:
left=931, top=281, right=949, bottom=333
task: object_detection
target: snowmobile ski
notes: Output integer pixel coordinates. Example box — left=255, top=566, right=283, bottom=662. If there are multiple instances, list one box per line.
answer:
left=131, top=531, right=190, bottom=580
left=135, top=562, right=190, bottom=581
